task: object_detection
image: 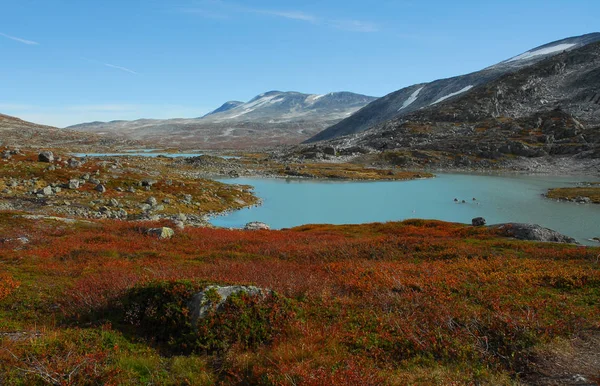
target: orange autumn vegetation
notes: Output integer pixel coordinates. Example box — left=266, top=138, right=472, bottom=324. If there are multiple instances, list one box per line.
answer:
left=0, top=214, right=599, bottom=384
left=0, top=274, right=19, bottom=301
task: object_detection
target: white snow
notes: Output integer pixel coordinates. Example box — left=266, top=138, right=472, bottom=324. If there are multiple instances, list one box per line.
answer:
left=430, top=85, right=473, bottom=105
left=305, top=94, right=325, bottom=104
left=507, top=43, right=577, bottom=62
left=398, top=87, right=424, bottom=111
left=217, top=94, right=282, bottom=119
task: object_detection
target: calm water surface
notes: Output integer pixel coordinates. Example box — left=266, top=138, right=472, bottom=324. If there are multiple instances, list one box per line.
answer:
left=211, top=174, right=600, bottom=245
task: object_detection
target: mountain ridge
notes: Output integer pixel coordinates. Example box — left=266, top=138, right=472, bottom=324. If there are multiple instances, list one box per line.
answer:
left=306, top=32, right=600, bottom=143
left=291, top=38, right=600, bottom=173
left=68, top=90, right=377, bottom=149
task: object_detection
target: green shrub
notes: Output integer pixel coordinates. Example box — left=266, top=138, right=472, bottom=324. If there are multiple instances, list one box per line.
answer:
left=112, top=280, right=294, bottom=354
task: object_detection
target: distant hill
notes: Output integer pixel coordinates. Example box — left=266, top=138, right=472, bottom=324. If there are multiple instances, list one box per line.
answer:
left=68, top=91, right=377, bottom=149
left=0, top=113, right=136, bottom=150
left=306, top=32, right=600, bottom=143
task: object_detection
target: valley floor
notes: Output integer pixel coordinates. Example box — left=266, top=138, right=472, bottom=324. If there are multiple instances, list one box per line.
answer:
left=0, top=216, right=599, bottom=385
left=0, top=147, right=599, bottom=385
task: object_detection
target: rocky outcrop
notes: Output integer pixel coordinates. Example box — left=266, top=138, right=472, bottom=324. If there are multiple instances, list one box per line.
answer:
left=38, top=151, right=54, bottom=163
left=187, top=285, right=266, bottom=325
left=146, top=227, right=175, bottom=239
left=306, top=33, right=600, bottom=143
left=244, top=222, right=271, bottom=230
left=472, top=217, right=486, bottom=226
left=492, top=223, right=578, bottom=244
left=295, top=36, right=600, bottom=172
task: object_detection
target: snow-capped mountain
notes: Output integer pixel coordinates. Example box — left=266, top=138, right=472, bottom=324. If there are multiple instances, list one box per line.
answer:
left=201, top=91, right=376, bottom=123
left=306, top=32, right=600, bottom=143
left=68, top=91, right=376, bottom=149
left=202, top=101, right=244, bottom=117
left=295, top=35, right=600, bottom=172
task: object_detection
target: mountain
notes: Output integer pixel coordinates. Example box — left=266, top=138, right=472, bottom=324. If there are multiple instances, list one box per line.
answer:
left=69, top=91, right=377, bottom=149
left=0, top=113, right=137, bottom=150
left=201, top=91, right=376, bottom=122
left=295, top=36, right=600, bottom=173
left=203, top=101, right=244, bottom=117
left=306, top=32, right=600, bottom=143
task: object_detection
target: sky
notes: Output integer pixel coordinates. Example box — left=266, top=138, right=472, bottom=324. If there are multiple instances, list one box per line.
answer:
left=1, top=0, right=599, bottom=128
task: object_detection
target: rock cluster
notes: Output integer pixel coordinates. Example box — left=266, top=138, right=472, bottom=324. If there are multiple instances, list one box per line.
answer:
left=244, top=222, right=270, bottom=230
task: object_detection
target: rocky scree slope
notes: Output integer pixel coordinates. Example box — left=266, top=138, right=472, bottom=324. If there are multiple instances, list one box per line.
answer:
left=295, top=39, right=600, bottom=172
left=68, top=91, right=377, bottom=149
left=306, top=32, right=600, bottom=143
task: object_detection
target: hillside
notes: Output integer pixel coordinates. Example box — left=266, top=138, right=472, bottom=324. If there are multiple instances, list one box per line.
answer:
left=307, top=32, right=600, bottom=143
left=292, top=38, right=600, bottom=173
left=68, top=91, right=377, bottom=149
left=0, top=113, right=136, bottom=150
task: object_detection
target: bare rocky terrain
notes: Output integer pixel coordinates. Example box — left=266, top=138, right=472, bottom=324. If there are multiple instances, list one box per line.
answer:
left=0, top=113, right=138, bottom=151
left=307, top=33, right=600, bottom=143
left=289, top=37, right=600, bottom=175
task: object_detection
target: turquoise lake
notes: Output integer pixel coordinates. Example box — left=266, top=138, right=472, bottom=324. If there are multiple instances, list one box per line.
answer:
left=211, top=174, right=600, bottom=245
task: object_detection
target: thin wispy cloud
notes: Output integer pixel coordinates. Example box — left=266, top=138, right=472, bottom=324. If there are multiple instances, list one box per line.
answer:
left=330, top=19, right=379, bottom=33
left=253, top=9, right=317, bottom=23
left=0, top=32, right=39, bottom=45
left=179, top=7, right=230, bottom=20
left=103, top=63, right=139, bottom=75
left=182, top=1, right=377, bottom=32
left=82, top=57, right=139, bottom=75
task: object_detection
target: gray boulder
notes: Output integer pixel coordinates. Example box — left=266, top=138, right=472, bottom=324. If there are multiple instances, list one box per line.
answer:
left=146, top=196, right=158, bottom=206
left=94, top=184, right=106, bottom=193
left=141, top=179, right=157, bottom=187
left=472, top=217, right=486, bottom=226
left=146, top=227, right=175, bottom=239
left=188, top=285, right=266, bottom=325
left=67, top=158, right=83, bottom=168
left=492, top=223, right=577, bottom=244
left=37, top=186, right=54, bottom=196
left=244, top=221, right=271, bottom=230
left=68, top=179, right=80, bottom=190
left=38, top=151, right=54, bottom=163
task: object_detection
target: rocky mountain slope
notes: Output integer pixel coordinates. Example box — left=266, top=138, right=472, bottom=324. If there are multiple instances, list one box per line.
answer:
left=68, top=91, right=376, bottom=149
left=306, top=32, right=600, bottom=143
left=0, top=113, right=134, bottom=150
left=293, top=38, right=600, bottom=174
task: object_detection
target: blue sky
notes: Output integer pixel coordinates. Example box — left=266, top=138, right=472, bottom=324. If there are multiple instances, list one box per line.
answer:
left=1, top=0, right=599, bottom=127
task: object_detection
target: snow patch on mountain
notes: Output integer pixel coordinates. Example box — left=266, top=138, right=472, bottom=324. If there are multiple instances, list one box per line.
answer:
left=399, top=87, right=424, bottom=111
left=507, top=43, right=577, bottom=62
left=430, top=85, right=474, bottom=105
left=305, top=94, right=325, bottom=104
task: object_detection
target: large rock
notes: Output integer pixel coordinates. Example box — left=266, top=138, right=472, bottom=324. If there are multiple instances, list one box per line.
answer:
left=244, top=221, right=271, bottom=230
left=94, top=184, right=106, bottom=193
left=492, top=223, right=577, bottom=244
left=68, top=179, right=80, bottom=190
left=472, top=217, right=486, bottom=226
left=67, top=158, right=83, bottom=168
left=146, top=227, right=175, bottom=239
left=38, top=151, right=54, bottom=163
left=188, top=285, right=266, bottom=325
left=37, top=186, right=54, bottom=196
